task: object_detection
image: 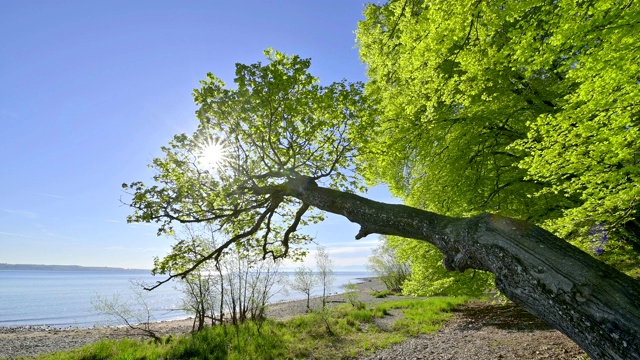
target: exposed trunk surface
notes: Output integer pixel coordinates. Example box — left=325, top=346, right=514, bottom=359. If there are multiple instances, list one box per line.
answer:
left=285, top=178, right=640, bottom=360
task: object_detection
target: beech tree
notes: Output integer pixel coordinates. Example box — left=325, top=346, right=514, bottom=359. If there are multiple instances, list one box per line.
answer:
left=124, top=51, right=640, bottom=359
left=357, top=0, right=640, bottom=277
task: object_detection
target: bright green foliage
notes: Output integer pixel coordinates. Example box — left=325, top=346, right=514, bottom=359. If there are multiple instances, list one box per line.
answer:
left=123, top=50, right=371, bottom=275
left=388, top=236, right=494, bottom=297
left=357, top=0, right=564, bottom=219
left=512, top=1, right=640, bottom=270
left=357, top=0, right=640, bottom=276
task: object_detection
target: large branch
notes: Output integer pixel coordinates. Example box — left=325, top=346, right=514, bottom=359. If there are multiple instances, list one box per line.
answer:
left=283, top=176, right=640, bottom=360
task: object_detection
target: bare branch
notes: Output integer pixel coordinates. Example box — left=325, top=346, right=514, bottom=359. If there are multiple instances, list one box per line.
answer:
left=279, top=202, right=311, bottom=259
left=144, top=196, right=281, bottom=291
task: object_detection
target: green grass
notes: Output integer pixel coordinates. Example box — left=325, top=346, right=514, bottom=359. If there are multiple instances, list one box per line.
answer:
left=36, top=338, right=168, bottom=360
left=380, top=297, right=468, bottom=336
left=370, top=289, right=393, bottom=298
left=32, top=296, right=469, bottom=360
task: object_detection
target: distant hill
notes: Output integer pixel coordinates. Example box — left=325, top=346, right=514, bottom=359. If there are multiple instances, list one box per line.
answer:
left=0, top=263, right=150, bottom=272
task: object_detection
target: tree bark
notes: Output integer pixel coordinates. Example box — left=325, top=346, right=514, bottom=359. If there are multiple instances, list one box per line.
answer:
left=284, top=178, right=640, bottom=360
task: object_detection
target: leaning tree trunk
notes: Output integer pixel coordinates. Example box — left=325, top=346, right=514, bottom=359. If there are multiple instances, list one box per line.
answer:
left=283, top=178, right=640, bottom=360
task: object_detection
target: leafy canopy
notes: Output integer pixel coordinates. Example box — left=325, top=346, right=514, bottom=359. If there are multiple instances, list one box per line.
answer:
left=124, top=50, right=371, bottom=278
left=357, top=0, right=640, bottom=277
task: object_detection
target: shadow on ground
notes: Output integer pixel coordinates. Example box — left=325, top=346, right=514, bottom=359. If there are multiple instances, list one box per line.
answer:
left=452, top=302, right=555, bottom=332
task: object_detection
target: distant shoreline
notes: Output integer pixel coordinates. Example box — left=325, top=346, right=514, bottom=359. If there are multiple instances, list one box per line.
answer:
left=0, top=264, right=368, bottom=273
left=0, top=263, right=150, bottom=272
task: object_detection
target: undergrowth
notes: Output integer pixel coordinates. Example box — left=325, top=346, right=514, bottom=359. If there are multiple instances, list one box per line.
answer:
left=370, top=289, right=393, bottom=298
left=33, top=296, right=469, bottom=360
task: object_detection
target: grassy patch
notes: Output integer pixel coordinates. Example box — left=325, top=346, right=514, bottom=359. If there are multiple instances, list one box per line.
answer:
left=370, top=289, right=393, bottom=298
left=34, top=297, right=469, bottom=360
left=37, top=338, right=167, bottom=360
left=379, top=297, right=468, bottom=336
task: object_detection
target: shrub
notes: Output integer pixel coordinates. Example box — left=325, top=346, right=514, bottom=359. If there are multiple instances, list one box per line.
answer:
left=371, top=289, right=392, bottom=298
left=367, top=237, right=411, bottom=292
left=344, top=282, right=365, bottom=309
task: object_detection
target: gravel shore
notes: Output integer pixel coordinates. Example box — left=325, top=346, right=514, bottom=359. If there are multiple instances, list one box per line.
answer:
left=356, top=301, right=588, bottom=360
left=0, top=278, right=588, bottom=359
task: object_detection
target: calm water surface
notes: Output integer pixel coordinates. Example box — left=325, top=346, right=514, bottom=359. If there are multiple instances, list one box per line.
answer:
left=0, top=270, right=369, bottom=328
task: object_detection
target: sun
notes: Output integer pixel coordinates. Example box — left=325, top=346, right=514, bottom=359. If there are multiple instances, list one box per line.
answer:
left=197, top=137, right=227, bottom=170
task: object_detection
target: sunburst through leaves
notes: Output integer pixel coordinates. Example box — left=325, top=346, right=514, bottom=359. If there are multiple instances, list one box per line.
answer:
left=197, top=137, right=229, bottom=171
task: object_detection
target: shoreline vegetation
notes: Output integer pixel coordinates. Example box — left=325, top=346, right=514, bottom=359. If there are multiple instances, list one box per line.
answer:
left=0, top=278, right=588, bottom=360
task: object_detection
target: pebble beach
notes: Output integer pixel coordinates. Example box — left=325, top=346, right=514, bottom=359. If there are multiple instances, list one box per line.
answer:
left=0, top=278, right=587, bottom=359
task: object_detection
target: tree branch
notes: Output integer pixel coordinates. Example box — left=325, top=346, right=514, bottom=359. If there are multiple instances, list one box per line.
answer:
left=281, top=175, right=640, bottom=360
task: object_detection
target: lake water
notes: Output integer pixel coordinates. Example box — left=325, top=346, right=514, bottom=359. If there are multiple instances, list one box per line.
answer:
left=0, top=270, right=370, bottom=328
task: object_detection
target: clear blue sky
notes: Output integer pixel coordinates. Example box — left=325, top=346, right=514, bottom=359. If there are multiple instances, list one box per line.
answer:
left=0, top=1, right=399, bottom=270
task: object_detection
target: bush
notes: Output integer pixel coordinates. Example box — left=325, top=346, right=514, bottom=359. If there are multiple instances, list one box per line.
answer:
left=371, top=289, right=392, bottom=298
left=344, top=282, right=365, bottom=309
left=367, top=237, right=411, bottom=292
